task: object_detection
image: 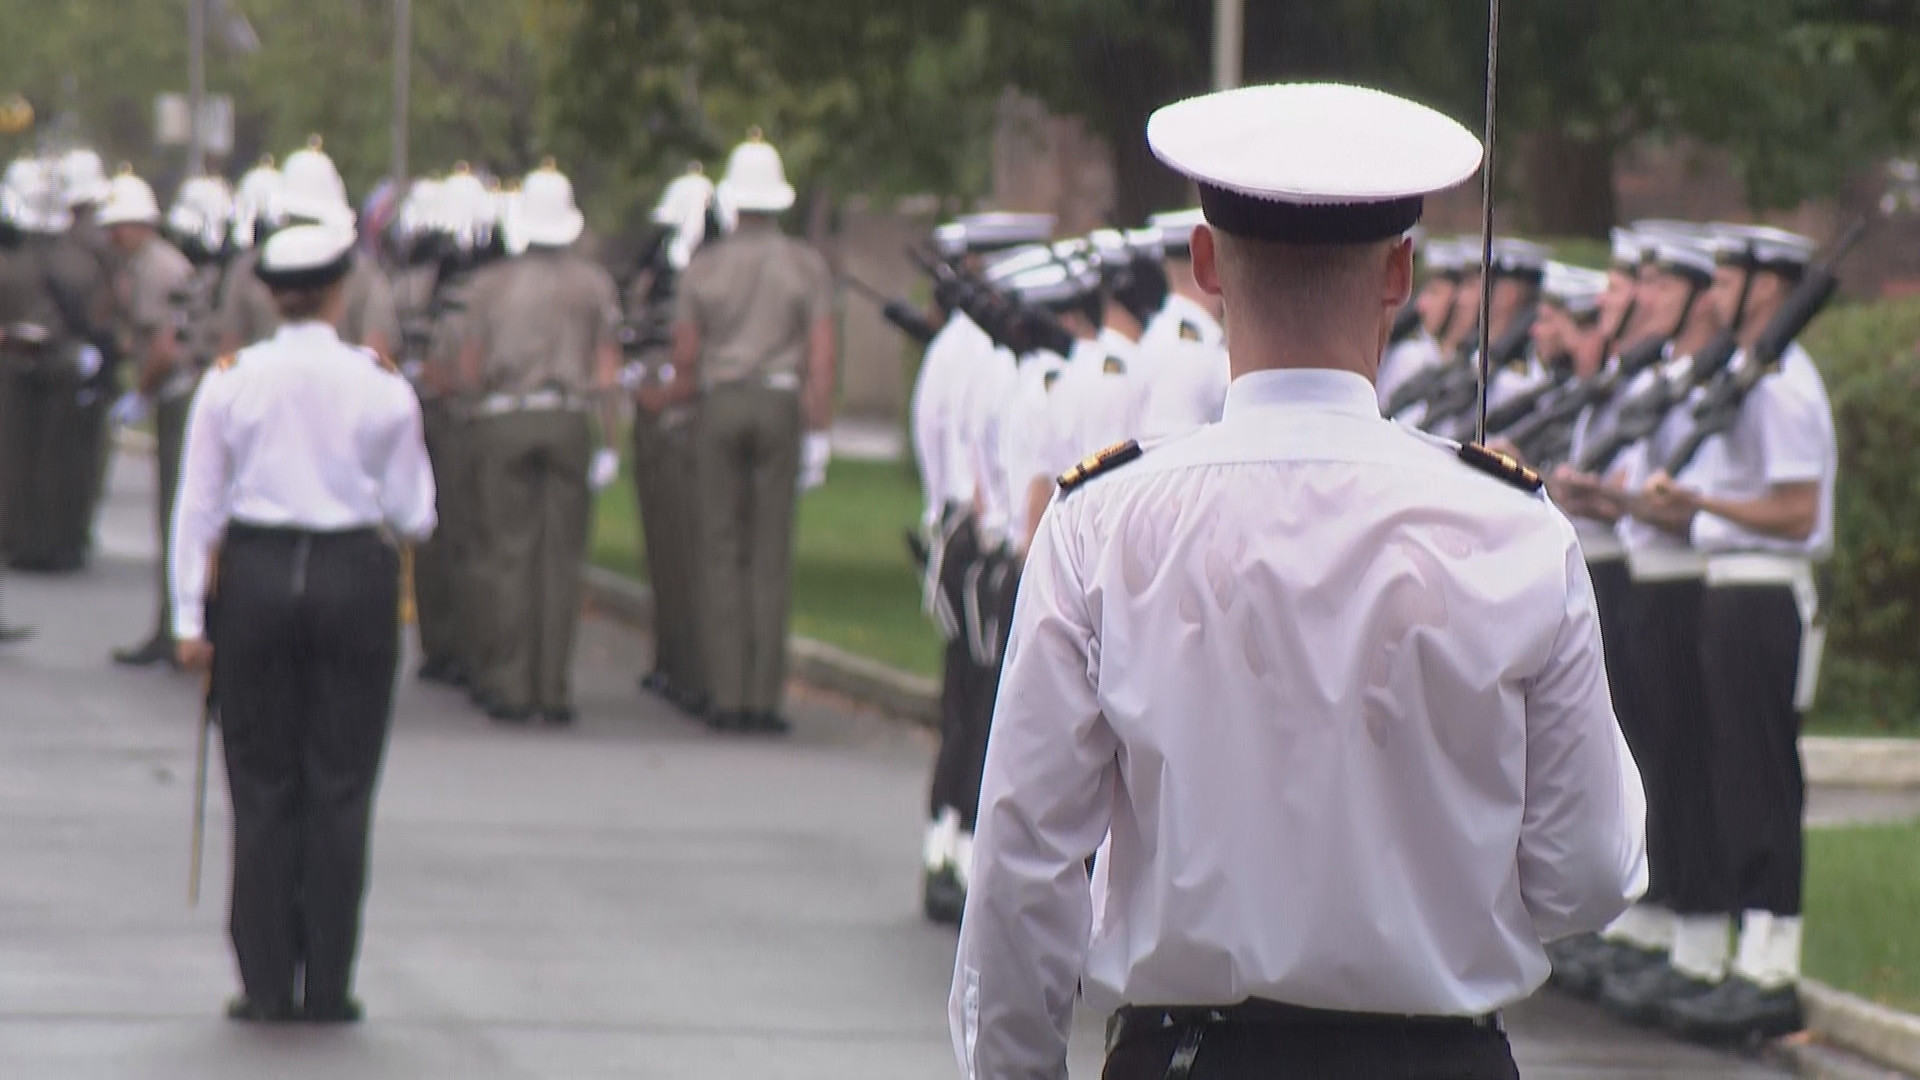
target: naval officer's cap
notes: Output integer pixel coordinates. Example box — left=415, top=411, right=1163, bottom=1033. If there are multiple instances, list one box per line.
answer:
left=1609, top=227, right=1644, bottom=271
left=255, top=221, right=358, bottom=292
left=933, top=212, right=1057, bottom=259
left=1488, top=238, right=1551, bottom=283
left=1422, top=235, right=1472, bottom=278
left=1711, top=223, right=1816, bottom=277
left=1542, top=262, right=1608, bottom=320
left=1146, top=82, right=1482, bottom=246
left=1147, top=208, right=1206, bottom=257
left=1643, top=230, right=1718, bottom=286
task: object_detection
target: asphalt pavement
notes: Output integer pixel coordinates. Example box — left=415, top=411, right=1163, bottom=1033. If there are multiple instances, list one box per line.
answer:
left=0, top=451, right=1808, bottom=1078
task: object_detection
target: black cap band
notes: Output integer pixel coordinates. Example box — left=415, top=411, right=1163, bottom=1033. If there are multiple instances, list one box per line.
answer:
left=1198, top=184, right=1423, bottom=245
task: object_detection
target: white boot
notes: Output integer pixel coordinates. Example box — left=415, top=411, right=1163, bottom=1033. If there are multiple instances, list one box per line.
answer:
left=1733, top=911, right=1802, bottom=990
left=1670, top=914, right=1732, bottom=983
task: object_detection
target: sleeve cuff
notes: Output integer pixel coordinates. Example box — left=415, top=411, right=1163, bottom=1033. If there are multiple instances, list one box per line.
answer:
left=173, top=606, right=203, bottom=642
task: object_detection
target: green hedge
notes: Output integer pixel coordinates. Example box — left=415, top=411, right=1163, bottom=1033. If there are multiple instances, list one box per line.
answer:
left=1802, top=296, right=1920, bottom=733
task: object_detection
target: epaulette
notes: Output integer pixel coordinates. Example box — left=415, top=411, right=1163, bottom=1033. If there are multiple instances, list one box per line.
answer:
left=213, top=353, right=237, bottom=372
left=1179, top=320, right=1202, bottom=342
left=1457, top=441, right=1544, bottom=493
left=1043, top=369, right=1062, bottom=392
left=1102, top=355, right=1127, bottom=376
left=1058, top=439, right=1143, bottom=494
left=368, top=349, right=401, bottom=376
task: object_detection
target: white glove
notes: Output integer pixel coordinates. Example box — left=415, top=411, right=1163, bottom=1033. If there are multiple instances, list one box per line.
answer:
left=74, top=344, right=104, bottom=380
left=618, top=361, right=646, bottom=392
left=110, top=391, right=149, bottom=428
left=799, top=431, right=831, bottom=493
left=590, top=447, right=620, bottom=492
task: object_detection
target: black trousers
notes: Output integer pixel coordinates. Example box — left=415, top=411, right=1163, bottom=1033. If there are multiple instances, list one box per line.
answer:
left=1699, top=584, right=1805, bottom=916
left=1103, top=1007, right=1519, bottom=1080
left=2, top=371, right=108, bottom=571
left=929, top=513, right=986, bottom=821
left=1588, top=558, right=1633, bottom=722
left=214, top=525, right=399, bottom=1009
left=1622, top=577, right=1726, bottom=915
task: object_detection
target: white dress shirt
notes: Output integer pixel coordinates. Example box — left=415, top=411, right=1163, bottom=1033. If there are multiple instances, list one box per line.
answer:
left=171, top=321, right=438, bottom=640
left=951, top=367, right=1646, bottom=1080
left=910, top=314, right=990, bottom=525
left=1690, top=343, right=1836, bottom=558
left=1039, top=329, right=1146, bottom=479
left=1141, top=292, right=1224, bottom=354
left=964, top=346, right=1023, bottom=549
left=996, top=349, right=1069, bottom=551
left=1613, top=356, right=1723, bottom=581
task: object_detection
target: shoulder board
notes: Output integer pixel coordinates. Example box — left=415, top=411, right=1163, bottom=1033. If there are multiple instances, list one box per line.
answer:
left=363, top=348, right=401, bottom=375
left=213, top=352, right=237, bottom=372
left=1043, top=369, right=1062, bottom=392
left=1101, top=354, right=1127, bottom=376
left=1457, top=441, right=1544, bottom=493
left=1179, top=320, right=1202, bottom=342
left=1058, top=439, right=1143, bottom=494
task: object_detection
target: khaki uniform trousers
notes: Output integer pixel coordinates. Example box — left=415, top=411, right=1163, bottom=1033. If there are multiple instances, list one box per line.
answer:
left=632, top=403, right=706, bottom=699
left=693, top=382, right=801, bottom=715
left=414, top=397, right=480, bottom=678
left=470, top=409, right=593, bottom=713
left=143, top=389, right=194, bottom=645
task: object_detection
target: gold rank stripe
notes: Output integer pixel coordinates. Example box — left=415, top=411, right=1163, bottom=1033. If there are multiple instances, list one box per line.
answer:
left=1457, top=441, right=1543, bottom=492
left=1058, top=439, right=1143, bottom=493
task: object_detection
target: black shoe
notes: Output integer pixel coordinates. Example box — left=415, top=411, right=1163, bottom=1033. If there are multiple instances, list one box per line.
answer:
left=705, top=708, right=751, bottom=733
left=1600, top=962, right=1719, bottom=1025
left=672, top=689, right=709, bottom=719
left=487, top=701, right=532, bottom=724
left=741, top=711, right=791, bottom=735
left=225, top=994, right=299, bottom=1023
left=540, top=706, right=577, bottom=726
left=639, top=670, right=672, bottom=696
left=922, top=865, right=965, bottom=926
left=0, top=622, right=33, bottom=644
left=301, top=997, right=365, bottom=1024
left=417, top=658, right=459, bottom=685
left=1660, top=976, right=1803, bottom=1044
left=112, top=639, right=176, bottom=667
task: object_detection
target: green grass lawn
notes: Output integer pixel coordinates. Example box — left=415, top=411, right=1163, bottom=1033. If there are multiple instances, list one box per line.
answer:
left=591, top=456, right=944, bottom=679
left=1805, top=817, right=1920, bottom=1013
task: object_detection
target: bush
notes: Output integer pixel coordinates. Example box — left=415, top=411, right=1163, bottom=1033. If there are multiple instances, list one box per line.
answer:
left=1801, top=296, right=1920, bottom=733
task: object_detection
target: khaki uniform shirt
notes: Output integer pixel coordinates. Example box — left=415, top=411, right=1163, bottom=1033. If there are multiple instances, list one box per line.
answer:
left=466, top=249, right=620, bottom=398
left=675, top=225, right=831, bottom=390
left=339, top=260, right=400, bottom=354
left=118, top=235, right=192, bottom=372
left=216, top=249, right=282, bottom=352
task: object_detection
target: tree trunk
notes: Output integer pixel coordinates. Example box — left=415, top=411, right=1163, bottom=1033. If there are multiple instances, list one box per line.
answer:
left=1516, top=129, right=1616, bottom=239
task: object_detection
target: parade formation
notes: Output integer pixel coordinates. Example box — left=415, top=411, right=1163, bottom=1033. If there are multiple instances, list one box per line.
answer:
left=0, top=46, right=1854, bottom=1080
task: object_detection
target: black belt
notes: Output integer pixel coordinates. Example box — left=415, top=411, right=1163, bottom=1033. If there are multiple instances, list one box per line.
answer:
left=227, top=522, right=383, bottom=544
left=1111, top=999, right=1503, bottom=1080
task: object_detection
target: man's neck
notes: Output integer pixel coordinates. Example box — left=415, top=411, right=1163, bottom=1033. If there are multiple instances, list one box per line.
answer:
left=1737, top=299, right=1783, bottom=350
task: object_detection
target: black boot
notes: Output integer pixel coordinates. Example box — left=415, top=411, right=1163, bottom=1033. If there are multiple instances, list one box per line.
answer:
left=1599, top=962, right=1719, bottom=1025
left=1660, top=976, right=1803, bottom=1044
left=225, top=994, right=299, bottom=1023
left=302, top=996, right=365, bottom=1024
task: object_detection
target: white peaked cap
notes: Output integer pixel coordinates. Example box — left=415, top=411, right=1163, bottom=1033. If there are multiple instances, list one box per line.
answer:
left=1610, top=227, right=1643, bottom=268
left=1148, top=83, right=1482, bottom=245
left=59, top=148, right=111, bottom=207
left=97, top=172, right=162, bottom=227
left=1646, top=231, right=1718, bottom=280
left=718, top=132, right=796, bottom=214
left=278, top=139, right=353, bottom=226
left=1423, top=236, right=1470, bottom=274
left=1008, top=257, right=1101, bottom=306
left=934, top=212, right=1057, bottom=258
left=508, top=163, right=585, bottom=248
left=981, top=244, right=1059, bottom=285
left=1489, top=237, right=1552, bottom=278
left=1712, top=223, right=1817, bottom=270
left=1147, top=207, right=1206, bottom=255
left=256, top=221, right=358, bottom=290
left=1543, top=261, right=1608, bottom=316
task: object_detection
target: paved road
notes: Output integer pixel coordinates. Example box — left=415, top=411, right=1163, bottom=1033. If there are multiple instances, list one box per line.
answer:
left=0, top=453, right=1804, bottom=1078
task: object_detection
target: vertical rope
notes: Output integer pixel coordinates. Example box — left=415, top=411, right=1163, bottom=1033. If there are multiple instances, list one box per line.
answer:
left=1474, top=0, right=1503, bottom=446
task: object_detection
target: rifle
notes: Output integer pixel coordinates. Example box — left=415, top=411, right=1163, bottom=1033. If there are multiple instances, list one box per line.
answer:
left=1662, top=218, right=1866, bottom=475
left=908, top=247, right=1075, bottom=359
left=1421, top=305, right=1537, bottom=432
left=1484, top=353, right=1573, bottom=435
left=841, top=273, right=936, bottom=346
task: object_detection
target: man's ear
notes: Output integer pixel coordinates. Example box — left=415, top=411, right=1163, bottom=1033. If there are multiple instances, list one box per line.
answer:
left=1192, top=225, right=1223, bottom=297
left=1385, top=237, right=1414, bottom=309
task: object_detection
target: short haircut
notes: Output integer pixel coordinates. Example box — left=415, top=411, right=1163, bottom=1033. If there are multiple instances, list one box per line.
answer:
left=1215, top=232, right=1394, bottom=337
left=270, top=279, right=341, bottom=322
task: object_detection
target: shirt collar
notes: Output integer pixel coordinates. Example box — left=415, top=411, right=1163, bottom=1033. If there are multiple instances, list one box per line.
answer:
left=1222, top=368, right=1383, bottom=421
left=273, top=320, right=346, bottom=346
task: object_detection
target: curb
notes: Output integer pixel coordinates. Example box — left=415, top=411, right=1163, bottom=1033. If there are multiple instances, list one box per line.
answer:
left=1803, top=739, right=1920, bottom=789
left=581, top=567, right=939, bottom=728
left=1798, top=980, right=1920, bottom=1078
